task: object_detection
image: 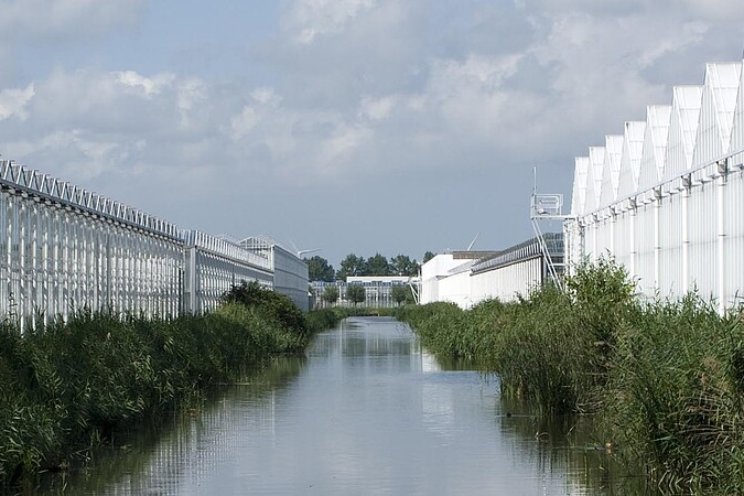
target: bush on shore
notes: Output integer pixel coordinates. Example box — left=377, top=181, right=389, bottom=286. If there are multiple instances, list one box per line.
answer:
left=397, top=260, right=744, bottom=493
left=0, top=286, right=338, bottom=489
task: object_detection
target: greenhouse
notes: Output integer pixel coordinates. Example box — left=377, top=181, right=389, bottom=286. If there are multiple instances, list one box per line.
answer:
left=566, top=60, right=744, bottom=311
left=0, top=160, right=309, bottom=325
left=420, top=236, right=562, bottom=309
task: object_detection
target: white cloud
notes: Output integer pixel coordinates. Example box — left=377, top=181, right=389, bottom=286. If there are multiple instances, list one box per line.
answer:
left=428, top=54, right=523, bottom=96
left=251, top=87, right=281, bottom=105
left=5, top=129, right=127, bottom=181
left=230, top=106, right=260, bottom=140
left=359, top=96, right=395, bottom=121
left=175, top=78, right=207, bottom=130
left=285, top=0, right=377, bottom=43
left=116, top=71, right=174, bottom=97
left=318, top=123, right=371, bottom=167
left=0, top=83, right=34, bottom=120
left=680, top=0, right=744, bottom=22
left=0, top=0, right=144, bottom=40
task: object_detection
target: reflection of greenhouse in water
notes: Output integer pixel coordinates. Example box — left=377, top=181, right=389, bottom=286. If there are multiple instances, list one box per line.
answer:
left=0, top=160, right=309, bottom=327
left=53, top=318, right=641, bottom=495
left=84, top=360, right=303, bottom=495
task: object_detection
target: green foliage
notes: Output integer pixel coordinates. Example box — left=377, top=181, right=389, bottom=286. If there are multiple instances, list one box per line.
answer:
left=390, top=284, right=410, bottom=306
left=398, top=259, right=744, bottom=491
left=365, top=253, right=390, bottom=276
left=322, top=285, right=339, bottom=305
left=336, top=253, right=367, bottom=280
left=565, top=257, right=635, bottom=375
left=390, top=254, right=419, bottom=277
left=336, top=252, right=421, bottom=279
left=422, top=251, right=435, bottom=264
left=604, top=297, right=744, bottom=493
left=487, top=285, right=596, bottom=414
left=0, top=281, right=338, bottom=489
left=304, top=308, right=344, bottom=334
left=305, top=255, right=335, bottom=282
left=221, top=281, right=308, bottom=338
left=345, top=285, right=366, bottom=306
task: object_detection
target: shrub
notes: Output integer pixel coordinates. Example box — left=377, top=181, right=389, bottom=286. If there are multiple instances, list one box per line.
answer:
left=221, top=281, right=308, bottom=337
left=0, top=285, right=323, bottom=488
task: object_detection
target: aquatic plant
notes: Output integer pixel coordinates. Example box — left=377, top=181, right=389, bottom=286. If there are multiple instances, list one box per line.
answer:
left=399, top=260, right=744, bottom=491
left=0, top=293, right=339, bottom=488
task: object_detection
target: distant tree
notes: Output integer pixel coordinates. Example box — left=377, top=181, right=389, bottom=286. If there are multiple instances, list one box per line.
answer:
left=336, top=254, right=367, bottom=280
left=322, top=285, right=339, bottom=305
left=391, top=284, right=410, bottom=306
left=366, top=253, right=390, bottom=276
left=346, top=284, right=366, bottom=306
left=422, top=251, right=435, bottom=264
left=390, top=254, right=419, bottom=276
left=305, top=255, right=335, bottom=282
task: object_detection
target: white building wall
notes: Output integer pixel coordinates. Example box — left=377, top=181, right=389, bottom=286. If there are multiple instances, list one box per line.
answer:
left=567, top=59, right=744, bottom=312
left=0, top=161, right=184, bottom=328
left=585, top=146, right=605, bottom=214
left=470, top=258, right=542, bottom=304
left=634, top=201, right=656, bottom=294
left=421, top=238, right=557, bottom=309
left=183, top=230, right=273, bottom=315
left=616, top=121, right=646, bottom=200
left=613, top=205, right=630, bottom=270
left=637, top=106, right=671, bottom=192
left=571, top=157, right=589, bottom=216
left=420, top=254, right=472, bottom=305
left=437, top=270, right=472, bottom=308
left=599, top=136, right=624, bottom=208
left=725, top=170, right=744, bottom=307
left=664, top=86, right=702, bottom=181
left=272, top=245, right=310, bottom=311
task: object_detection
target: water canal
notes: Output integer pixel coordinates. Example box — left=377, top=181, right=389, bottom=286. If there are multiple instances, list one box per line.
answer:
left=38, top=317, right=646, bottom=495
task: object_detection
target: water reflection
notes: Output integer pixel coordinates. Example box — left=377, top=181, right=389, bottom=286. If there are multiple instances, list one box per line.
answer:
left=35, top=317, right=648, bottom=495
left=38, top=359, right=305, bottom=495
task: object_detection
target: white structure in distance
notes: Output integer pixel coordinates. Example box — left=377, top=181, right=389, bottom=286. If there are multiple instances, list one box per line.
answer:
left=312, top=276, right=419, bottom=308
left=420, top=235, right=563, bottom=309
left=240, top=236, right=310, bottom=311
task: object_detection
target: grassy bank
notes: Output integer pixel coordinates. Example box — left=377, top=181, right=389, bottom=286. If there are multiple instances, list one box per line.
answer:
left=397, top=261, right=744, bottom=493
left=0, top=282, right=336, bottom=489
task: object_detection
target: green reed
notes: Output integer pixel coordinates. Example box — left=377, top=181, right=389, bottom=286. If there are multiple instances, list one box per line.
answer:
left=0, top=286, right=335, bottom=489
left=398, top=260, right=744, bottom=493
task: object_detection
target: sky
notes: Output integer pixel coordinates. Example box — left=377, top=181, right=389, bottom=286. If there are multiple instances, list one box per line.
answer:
left=1, top=0, right=743, bottom=268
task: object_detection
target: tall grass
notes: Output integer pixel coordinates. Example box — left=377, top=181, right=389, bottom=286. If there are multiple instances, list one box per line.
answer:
left=605, top=297, right=744, bottom=493
left=0, top=284, right=337, bottom=489
left=398, top=260, right=744, bottom=492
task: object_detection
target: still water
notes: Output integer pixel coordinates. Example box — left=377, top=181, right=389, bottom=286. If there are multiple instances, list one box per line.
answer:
left=41, top=317, right=644, bottom=495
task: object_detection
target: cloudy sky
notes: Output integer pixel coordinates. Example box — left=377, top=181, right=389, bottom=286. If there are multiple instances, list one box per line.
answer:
left=1, top=0, right=743, bottom=266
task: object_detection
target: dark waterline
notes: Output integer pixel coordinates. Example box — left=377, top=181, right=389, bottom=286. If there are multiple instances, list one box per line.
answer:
left=35, top=317, right=647, bottom=495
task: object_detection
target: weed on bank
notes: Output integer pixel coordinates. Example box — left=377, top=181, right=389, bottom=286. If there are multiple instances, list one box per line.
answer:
left=0, top=282, right=335, bottom=489
left=398, top=261, right=744, bottom=493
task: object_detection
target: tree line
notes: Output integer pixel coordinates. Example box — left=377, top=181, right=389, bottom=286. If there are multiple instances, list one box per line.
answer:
left=304, top=251, right=435, bottom=282
left=318, top=283, right=413, bottom=307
